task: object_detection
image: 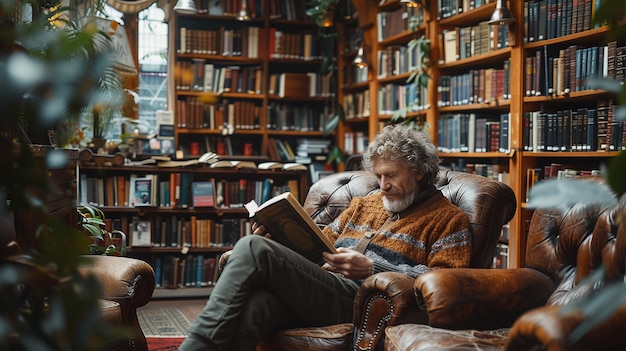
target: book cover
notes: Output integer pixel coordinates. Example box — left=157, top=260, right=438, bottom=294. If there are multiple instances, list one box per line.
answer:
left=244, top=192, right=337, bottom=266
left=131, top=175, right=155, bottom=207
left=131, top=218, right=152, bottom=247
left=192, top=180, right=215, bottom=207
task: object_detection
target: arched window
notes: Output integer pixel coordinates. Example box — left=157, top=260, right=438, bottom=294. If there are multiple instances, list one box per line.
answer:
left=103, top=1, right=169, bottom=138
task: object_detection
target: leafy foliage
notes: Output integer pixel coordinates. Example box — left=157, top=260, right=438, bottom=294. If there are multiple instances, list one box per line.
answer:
left=0, top=0, right=126, bottom=349
left=390, top=15, right=431, bottom=135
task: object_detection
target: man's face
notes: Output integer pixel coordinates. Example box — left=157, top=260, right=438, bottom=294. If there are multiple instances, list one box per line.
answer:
left=372, top=157, right=424, bottom=213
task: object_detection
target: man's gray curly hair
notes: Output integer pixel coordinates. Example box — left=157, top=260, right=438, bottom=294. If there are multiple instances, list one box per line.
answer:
left=361, top=124, right=440, bottom=186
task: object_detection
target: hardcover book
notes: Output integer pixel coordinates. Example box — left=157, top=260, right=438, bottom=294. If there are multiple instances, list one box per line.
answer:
left=244, top=192, right=337, bottom=266
left=192, top=180, right=215, bottom=207
left=130, top=175, right=155, bottom=207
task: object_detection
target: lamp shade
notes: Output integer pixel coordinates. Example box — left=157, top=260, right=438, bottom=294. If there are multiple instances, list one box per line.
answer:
left=400, top=0, right=419, bottom=7
left=353, top=46, right=367, bottom=69
left=488, top=0, right=516, bottom=25
left=173, top=0, right=198, bottom=14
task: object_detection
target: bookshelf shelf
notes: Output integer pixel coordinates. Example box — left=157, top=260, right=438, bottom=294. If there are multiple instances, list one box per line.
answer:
left=438, top=2, right=496, bottom=26
left=379, top=27, right=427, bottom=47
left=439, top=100, right=511, bottom=112
left=524, top=26, right=610, bottom=49
left=78, top=163, right=308, bottom=291
left=438, top=151, right=512, bottom=159
left=438, top=48, right=512, bottom=70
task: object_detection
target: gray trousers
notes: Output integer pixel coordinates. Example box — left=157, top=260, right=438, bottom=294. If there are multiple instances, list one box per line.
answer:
left=178, top=235, right=360, bottom=351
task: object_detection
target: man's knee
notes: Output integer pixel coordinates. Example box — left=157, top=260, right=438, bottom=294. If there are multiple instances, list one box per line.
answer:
left=230, top=235, right=273, bottom=263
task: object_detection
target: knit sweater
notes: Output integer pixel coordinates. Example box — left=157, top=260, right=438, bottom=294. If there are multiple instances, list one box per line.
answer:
left=322, top=191, right=472, bottom=278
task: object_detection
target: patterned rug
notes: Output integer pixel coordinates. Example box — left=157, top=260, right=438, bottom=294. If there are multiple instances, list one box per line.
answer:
left=146, top=337, right=185, bottom=351
left=138, top=307, right=192, bottom=337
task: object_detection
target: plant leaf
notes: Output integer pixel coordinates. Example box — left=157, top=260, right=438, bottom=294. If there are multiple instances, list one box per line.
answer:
left=327, top=145, right=344, bottom=165
left=606, top=151, right=626, bottom=197
left=323, top=113, right=340, bottom=136
left=527, top=178, right=617, bottom=209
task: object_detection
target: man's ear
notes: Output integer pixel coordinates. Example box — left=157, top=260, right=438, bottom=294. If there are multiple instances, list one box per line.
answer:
left=415, top=173, right=425, bottom=182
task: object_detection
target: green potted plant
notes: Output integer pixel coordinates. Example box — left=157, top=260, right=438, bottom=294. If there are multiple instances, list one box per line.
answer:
left=77, top=204, right=126, bottom=256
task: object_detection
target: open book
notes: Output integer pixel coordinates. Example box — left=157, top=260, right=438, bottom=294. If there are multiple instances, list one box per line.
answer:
left=245, top=192, right=337, bottom=266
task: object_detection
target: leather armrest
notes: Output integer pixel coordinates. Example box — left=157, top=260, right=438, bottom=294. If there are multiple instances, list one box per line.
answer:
left=353, top=272, right=427, bottom=351
left=415, top=268, right=556, bottom=330
left=78, top=255, right=155, bottom=308
left=507, top=295, right=626, bottom=351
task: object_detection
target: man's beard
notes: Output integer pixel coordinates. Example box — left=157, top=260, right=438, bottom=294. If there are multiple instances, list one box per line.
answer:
left=382, top=180, right=418, bottom=213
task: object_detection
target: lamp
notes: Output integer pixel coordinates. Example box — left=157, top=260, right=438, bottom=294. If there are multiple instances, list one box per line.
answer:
left=353, top=28, right=367, bottom=69
left=173, top=0, right=198, bottom=15
left=400, top=0, right=420, bottom=7
left=237, top=0, right=249, bottom=21
left=353, top=46, right=367, bottom=69
left=488, top=0, right=516, bottom=25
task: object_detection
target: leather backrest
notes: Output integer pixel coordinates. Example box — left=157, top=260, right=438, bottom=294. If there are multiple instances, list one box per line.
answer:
left=303, top=170, right=517, bottom=268
left=525, top=188, right=626, bottom=305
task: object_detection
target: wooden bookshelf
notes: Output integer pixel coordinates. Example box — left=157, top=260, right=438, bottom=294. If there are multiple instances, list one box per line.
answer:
left=168, top=0, right=336, bottom=171
left=77, top=163, right=307, bottom=296
left=348, top=0, right=624, bottom=268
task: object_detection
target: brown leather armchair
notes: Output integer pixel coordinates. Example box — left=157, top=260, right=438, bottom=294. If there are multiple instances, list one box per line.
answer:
left=253, top=169, right=516, bottom=351
left=0, top=212, right=155, bottom=351
left=384, top=190, right=626, bottom=351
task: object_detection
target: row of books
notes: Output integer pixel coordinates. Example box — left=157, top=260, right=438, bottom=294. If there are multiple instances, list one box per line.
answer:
left=437, top=0, right=493, bottom=20
left=522, top=105, right=626, bottom=152
left=153, top=254, right=221, bottom=289
left=437, top=113, right=511, bottom=153
left=343, top=60, right=369, bottom=86
left=266, top=138, right=331, bottom=163
left=343, top=90, right=371, bottom=120
left=268, top=72, right=335, bottom=98
left=175, top=62, right=263, bottom=94
left=441, top=22, right=509, bottom=63
left=343, top=131, right=368, bottom=155
left=376, top=5, right=424, bottom=42
left=525, top=165, right=601, bottom=201
left=178, top=26, right=264, bottom=58
left=175, top=97, right=261, bottom=130
left=444, top=160, right=509, bottom=182
left=524, top=41, right=624, bottom=97
left=193, top=0, right=310, bottom=21
left=378, top=80, right=429, bottom=115
left=492, top=242, right=509, bottom=269
left=79, top=172, right=297, bottom=210
left=131, top=215, right=247, bottom=249
left=524, top=0, right=600, bottom=43
left=377, top=44, right=427, bottom=79
left=438, top=60, right=511, bottom=107
left=269, top=29, right=322, bottom=61
left=267, top=101, right=331, bottom=131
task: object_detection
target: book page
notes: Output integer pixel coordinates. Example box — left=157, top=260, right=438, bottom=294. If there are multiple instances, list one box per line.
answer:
left=246, top=192, right=336, bottom=265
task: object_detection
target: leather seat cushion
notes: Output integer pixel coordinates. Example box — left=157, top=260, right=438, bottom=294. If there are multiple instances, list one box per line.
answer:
left=385, top=324, right=509, bottom=351
left=258, top=322, right=353, bottom=351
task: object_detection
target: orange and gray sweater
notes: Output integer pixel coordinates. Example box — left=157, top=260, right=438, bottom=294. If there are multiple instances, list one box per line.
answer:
left=322, top=189, right=472, bottom=278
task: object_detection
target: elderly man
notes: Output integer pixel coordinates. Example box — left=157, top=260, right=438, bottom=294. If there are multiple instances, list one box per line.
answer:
left=178, top=124, right=472, bottom=351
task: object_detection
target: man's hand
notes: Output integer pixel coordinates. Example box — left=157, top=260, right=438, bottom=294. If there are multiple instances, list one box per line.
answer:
left=251, top=221, right=271, bottom=238
left=322, top=248, right=374, bottom=280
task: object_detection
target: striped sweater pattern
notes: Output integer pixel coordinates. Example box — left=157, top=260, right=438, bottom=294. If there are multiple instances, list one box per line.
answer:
left=322, top=192, right=472, bottom=278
